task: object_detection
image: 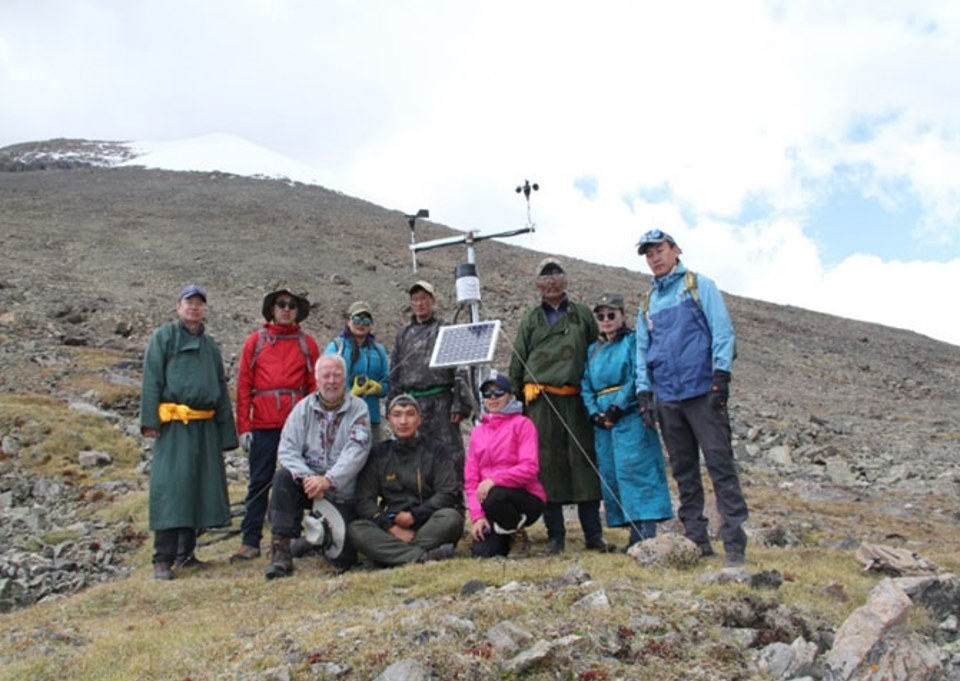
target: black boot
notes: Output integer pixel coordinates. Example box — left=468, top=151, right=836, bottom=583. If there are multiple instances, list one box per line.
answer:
left=265, top=536, right=294, bottom=580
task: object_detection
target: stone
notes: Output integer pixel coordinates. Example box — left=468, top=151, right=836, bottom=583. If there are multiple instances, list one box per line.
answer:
left=459, top=579, right=487, bottom=597
left=502, top=639, right=552, bottom=674
left=78, top=450, right=112, bottom=468
left=1, top=435, right=20, bottom=456
left=485, top=621, right=533, bottom=655
left=374, top=659, right=433, bottom=681
left=767, top=445, right=793, bottom=466
left=821, top=578, right=912, bottom=680
left=627, top=533, right=701, bottom=568
left=571, top=589, right=611, bottom=611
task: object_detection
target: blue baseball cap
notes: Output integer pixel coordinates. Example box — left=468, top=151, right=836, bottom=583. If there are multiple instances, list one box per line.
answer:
left=178, top=284, right=207, bottom=302
left=636, top=229, right=679, bottom=255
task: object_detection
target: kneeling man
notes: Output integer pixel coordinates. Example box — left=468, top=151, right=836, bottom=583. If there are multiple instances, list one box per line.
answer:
left=349, top=394, right=464, bottom=566
left=265, top=354, right=371, bottom=579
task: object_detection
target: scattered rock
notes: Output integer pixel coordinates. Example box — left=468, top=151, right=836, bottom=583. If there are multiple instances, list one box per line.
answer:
left=627, top=533, right=701, bottom=568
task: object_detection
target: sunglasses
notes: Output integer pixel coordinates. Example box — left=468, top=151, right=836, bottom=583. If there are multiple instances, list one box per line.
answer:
left=481, top=388, right=508, bottom=399
left=351, top=315, right=373, bottom=326
left=595, top=311, right=619, bottom=321
left=275, top=300, right=298, bottom=310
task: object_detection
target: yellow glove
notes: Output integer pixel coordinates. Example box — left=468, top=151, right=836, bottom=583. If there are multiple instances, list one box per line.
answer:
left=351, top=376, right=367, bottom=396
left=362, top=379, right=382, bottom=396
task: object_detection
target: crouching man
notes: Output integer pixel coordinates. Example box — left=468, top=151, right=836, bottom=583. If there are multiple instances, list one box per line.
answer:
left=265, top=354, right=372, bottom=579
left=348, top=394, right=464, bottom=566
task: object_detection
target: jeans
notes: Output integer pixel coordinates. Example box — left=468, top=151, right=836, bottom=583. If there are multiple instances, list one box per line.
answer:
left=240, top=428, right=281, bottom=548
left=657, top=393, right=749, bottom=555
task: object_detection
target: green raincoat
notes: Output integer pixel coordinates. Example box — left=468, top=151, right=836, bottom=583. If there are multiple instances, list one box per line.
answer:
left=140, top=321, right=238, bottom=531
left=509, top=299, right=601, bottom=503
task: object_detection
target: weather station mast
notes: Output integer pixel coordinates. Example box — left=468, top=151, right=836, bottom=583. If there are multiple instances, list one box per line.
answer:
left=406, top=180, right=539, bottom=405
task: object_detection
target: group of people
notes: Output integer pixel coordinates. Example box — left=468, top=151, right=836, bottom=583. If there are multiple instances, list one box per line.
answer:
left=139, top=229, right=749, bottom=581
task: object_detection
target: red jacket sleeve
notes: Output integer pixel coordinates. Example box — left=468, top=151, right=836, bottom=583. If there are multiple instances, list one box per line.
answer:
left=235, top=332, right=259, bottom=434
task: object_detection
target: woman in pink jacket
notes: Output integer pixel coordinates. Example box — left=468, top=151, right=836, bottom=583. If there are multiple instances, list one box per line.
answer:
left=465, top=372, right=546, bottom=558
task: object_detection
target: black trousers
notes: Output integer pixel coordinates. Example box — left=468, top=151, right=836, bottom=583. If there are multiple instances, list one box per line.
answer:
left=153, top=527, right=197, bottom=564
left=268, top=467, right=358, bottom=568
left=471, top=487, right=544, bottom=558
left=657, top=393, right=748, bottom=555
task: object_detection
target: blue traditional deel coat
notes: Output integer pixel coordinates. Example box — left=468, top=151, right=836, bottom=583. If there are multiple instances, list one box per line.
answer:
left=582, top=329, right=673, bottom=526
left=636, top=262, right=735, bottom=402
left=325, top=333, right=389, bottom=424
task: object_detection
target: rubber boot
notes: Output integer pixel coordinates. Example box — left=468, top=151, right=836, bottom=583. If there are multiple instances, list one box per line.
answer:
left=265, top=536, right=294, bottom=580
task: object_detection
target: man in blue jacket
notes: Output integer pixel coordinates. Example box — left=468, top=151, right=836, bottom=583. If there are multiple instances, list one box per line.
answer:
left=635, top=230, right=748, bottom=566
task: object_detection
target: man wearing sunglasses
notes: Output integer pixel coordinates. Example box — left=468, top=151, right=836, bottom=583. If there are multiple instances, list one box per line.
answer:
left=231, top=285, right=320, bottom=564
left=635, top=230, right=748, bottom=567
left=508, top=257, right=613, bottom=555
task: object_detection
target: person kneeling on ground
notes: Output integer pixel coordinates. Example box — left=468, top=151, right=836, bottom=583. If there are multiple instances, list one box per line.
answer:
left=264, top=354, right=372, bottom=579
left=465, top=371, right=545, bottom=558
left=348, top=394, right=464, bottom=567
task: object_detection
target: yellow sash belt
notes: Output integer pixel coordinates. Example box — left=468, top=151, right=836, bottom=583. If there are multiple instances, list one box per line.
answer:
left=596, top=384, right=622, bottom=396
left=158, top=402, right=216, bottom=425
left=522, top=383, right=580, bottom=404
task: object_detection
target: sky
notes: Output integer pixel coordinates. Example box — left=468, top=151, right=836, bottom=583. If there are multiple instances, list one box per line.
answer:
left=2, top=1, right=960, bottom=346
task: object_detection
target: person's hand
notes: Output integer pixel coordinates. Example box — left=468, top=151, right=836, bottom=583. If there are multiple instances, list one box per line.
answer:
left=589, top=412, right=607, bottom=429
left=710, top=370, right=731, bottom=411
left=450, top=412, right=463, bottom=424
left=362, top=379, right=382, bottom=396
left=476, top=478, right=496, bottom=503
left=239, top=432, right=253, bottom=453
left=141, top=426, right=160, bottom=438
left=471, top=518, right=491, bottom=542
left=351, top=375, right=368, bottom=397
left=605, top=404, right=624, bottom=424
left=637, top=391, right=657, bottom=430
left=302, top=475, right=331, bottom=500
left=393, top=510, right=415, bottom=529
left=388, top=524, right=415, bottom=543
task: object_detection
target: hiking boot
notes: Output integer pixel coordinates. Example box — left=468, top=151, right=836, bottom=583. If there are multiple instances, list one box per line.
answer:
left=698, top=542, right=716, bottom=558
left=418, top=543, right=455, bottom=563
left=508, top=529, right=531, bottom=558
left=724, top=552, right=745, bottom=567
left=229, top=545, right=261, bottom=563
left=174, top=554, right=208, bottom=570
left=265, top=536, right=294, bottom=580
left=585, top=538, right=618, bottom=553
left=153, top=561, right=174, bottom=581
left=546, top=537, right=565, bottom=555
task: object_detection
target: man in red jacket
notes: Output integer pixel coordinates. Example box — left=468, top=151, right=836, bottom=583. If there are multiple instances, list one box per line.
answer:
left=230, top=286, right=320, bottom=563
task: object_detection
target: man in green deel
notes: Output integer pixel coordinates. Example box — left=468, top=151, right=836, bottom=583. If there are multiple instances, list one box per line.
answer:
left=140, top=284, right=238, bottom=580
left=509, top=258, right=615, bottom=555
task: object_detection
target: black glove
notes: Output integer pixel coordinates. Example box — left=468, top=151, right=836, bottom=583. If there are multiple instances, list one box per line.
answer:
left=605, top=404, right=624, bottom=424
left=710, top=370, right=731, bottom=410
left=637, top=391, right=656, bottom=429
left=590, top=412, right=607, bottom=429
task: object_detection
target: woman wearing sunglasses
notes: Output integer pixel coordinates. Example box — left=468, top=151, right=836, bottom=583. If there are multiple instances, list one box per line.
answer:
left=581, top=293, right=673, bottom=549
left=464, top=372, right=546, bottom=558
left=324, top=301, right=390, bottom=442
left=231, top=285, right=320, bottom=563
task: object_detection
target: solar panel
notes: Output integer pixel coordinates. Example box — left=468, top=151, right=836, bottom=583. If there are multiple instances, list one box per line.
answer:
left=429, top=321, right=501, bottom=368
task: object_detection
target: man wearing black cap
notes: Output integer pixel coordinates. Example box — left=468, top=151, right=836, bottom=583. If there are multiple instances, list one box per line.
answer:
left=508, top=258, right=613, bottom=554
left=635, top=229, right=748, bottom=566
left=348, top=394, right=464, bottom=566
left=388, top=281, right=471, bottom=475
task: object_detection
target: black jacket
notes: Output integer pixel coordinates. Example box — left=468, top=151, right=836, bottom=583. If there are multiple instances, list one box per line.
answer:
left=354, top=435, right=462, bottom=530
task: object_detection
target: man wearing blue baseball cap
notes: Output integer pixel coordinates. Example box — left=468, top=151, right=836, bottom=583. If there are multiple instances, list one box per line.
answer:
left=635, top=230, right=749, bottom=567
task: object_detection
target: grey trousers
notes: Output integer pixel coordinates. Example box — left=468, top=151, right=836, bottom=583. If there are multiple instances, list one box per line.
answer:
left=657, top=393, right=749, bottom=555
left=348, top=508, right=464, bottom=566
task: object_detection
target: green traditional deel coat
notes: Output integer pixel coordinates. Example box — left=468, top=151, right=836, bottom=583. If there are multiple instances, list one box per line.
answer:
left=509, top=299, right=602, bottom=503
left=140, top=322, right=238, bottom=531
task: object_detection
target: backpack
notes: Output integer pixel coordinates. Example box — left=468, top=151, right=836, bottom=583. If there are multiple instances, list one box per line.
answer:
left=639, top=270, right=699, bottom=331
left=249, top=328, right=312, bottom=375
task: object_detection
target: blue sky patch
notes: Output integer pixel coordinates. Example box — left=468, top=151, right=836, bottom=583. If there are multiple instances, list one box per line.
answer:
left=573, top=174, right=599, bottom=200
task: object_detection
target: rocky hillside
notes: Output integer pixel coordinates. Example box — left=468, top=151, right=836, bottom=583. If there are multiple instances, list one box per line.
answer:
left=1, top=141, right=959, bottom=680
